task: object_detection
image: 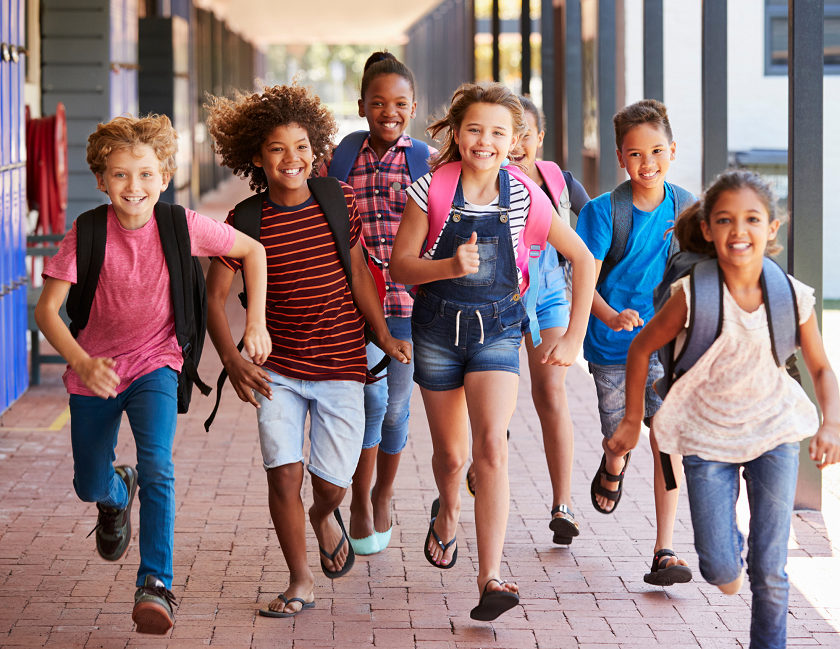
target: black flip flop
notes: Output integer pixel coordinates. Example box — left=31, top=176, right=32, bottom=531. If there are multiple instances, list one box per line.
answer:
left=469, top=578, right=520, bottom=621
left=643, top=549, right=693, bottom=586
left=423, top=497, right=457, bottom=569
left=549, top=504, right=580, bottom=545
left=258, top=594, right=316, bottom=618
left=319, top=509, right=355, bottom=579
left=590, top=451, right=631, bottom=514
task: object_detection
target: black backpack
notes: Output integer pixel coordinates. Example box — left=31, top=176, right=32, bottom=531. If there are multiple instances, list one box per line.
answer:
left=203, top=177, right=390, bottom=431
left=66, top=202, right=212, bottom=414
left=653, top=252, right=800, bottom=489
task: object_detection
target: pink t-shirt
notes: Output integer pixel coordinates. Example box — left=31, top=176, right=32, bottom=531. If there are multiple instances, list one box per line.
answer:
left=43, top=205, right=236, bottom=396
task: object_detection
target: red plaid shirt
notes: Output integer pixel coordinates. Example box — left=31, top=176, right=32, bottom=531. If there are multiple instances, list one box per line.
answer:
left=321, top=134, right=437, bottom=318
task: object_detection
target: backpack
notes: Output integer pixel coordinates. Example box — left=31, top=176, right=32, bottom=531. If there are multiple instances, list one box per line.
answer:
left=596, top=180, right=696, bottom=288
left=653, top=253, right=800, bottom=490
left=424, top=161, right=554, bottom=346
left=66, top=202, right=212, bottom=414
left=534, top=161, right=573, bottom=266
left=203, top=177, right=390, bottom=432
left=327, top=130, right=430, bottom=184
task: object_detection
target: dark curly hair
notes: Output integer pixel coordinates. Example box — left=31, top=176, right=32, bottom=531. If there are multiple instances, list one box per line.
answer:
left=205, top=84, right=338, bottom=192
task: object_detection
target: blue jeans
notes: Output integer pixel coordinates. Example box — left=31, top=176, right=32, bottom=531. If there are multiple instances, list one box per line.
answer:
left=69, top=367, right=178, bottom=589
left=363, top=317, right=414, bottom=454
left=683, top=442, right=799, bottom=649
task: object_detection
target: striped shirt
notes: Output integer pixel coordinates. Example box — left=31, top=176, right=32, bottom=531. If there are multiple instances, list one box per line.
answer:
left=321, top=134, right=437, bottom=318
left=406, top=171, right=532, bottom=284
left=219, top=186, right=367, bottom=383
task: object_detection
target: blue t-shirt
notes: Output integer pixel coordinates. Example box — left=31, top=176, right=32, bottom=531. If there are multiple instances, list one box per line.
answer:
left=576, top=183, right=685, bottom=365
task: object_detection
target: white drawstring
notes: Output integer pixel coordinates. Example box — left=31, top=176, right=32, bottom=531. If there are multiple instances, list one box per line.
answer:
left=454, top=311, right=462, bottom=346
left=475, top=310, right=484, bottom=344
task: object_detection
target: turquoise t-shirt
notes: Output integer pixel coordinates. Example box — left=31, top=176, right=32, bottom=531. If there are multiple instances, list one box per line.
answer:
left=576, top=183, right=684, bottom=365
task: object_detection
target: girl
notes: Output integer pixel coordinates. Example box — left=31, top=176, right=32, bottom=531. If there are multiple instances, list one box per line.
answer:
left=465, top=95, right=591, bottom=546
left=320, top=52, right=436, bottom=555
left=609, top=170, right=840, bottom=649
left=390, top=83, right=595, bottom=621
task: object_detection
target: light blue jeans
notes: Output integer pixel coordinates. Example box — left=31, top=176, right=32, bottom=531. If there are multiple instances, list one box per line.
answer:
left=69, top=367, right=178, bottom=589
left=363, top=317, right=414, bottom=454
left=683, top=442, right=800, bottom=649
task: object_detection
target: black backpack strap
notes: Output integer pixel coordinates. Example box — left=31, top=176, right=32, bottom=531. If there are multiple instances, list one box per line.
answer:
left=231, top=192, right=267, bottom=309
left=661, top=452, right=678, bottom=491
left=597, top=180, right=634, bottom=287
left=761, top=257, right=800, bottom=366
left=66, top=204, right=109, bottom=337
left=308, top=177, right=354, bottom=287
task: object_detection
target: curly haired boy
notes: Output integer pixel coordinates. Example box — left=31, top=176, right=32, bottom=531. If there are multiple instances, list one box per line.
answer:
left=205, top=85, right=410, bottom=618
left=35, top=114, right=270, bottom=634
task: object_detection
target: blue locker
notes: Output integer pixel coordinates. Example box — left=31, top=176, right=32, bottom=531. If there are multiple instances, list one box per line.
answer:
left=3, top=170, right=12, bottom=406
left=1, top=0, right=9, bottom=167
left=0, top=171, right=7, bottom=412
left=11, top=167, right=23, bottom=397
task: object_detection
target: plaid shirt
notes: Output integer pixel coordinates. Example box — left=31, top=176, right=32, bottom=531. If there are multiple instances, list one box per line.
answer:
left=321, top=134, right=437, bottom=318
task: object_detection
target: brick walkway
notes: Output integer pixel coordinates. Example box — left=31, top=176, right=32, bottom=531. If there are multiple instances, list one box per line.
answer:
left=2, top=179, right=839, bottom=648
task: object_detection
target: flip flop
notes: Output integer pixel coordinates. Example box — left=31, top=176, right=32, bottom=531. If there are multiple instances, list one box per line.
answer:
left=643, top=549, right=693, bottom=586
left=258, top=594, right=315, bottom=618
left=423, top=497, right=457, bottom=569
left=319, top=509, right=355, bottom=579
left=469, top=578, right=520, bottom=621
left=590, top=451, right=631, bottom=514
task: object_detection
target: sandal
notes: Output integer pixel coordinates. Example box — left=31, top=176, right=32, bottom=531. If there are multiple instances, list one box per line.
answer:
left=423, top=498, right=457, bottom=569
left=319, top=509, right=355, bottom=579
left=258, top=594, right=315, bottom=618
left=549, top=504, right=580, bottom=545
left=590, top=451, right=631, bottom=514
left=469, top=578, right=520, bottom=621
left=466, top=430, right=509, bottom=498
left=643, top=549, right=693, bottom=586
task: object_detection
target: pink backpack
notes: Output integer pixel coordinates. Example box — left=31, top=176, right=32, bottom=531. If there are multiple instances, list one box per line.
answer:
left=423, top=161, right=554, bottom=345
left=534, top=161, right=568, bottom=215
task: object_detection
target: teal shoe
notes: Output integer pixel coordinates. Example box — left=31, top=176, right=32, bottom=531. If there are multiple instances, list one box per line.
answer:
left=374, top=526, right=392, bottom=551
left=348, top=530, right=380, bottom=555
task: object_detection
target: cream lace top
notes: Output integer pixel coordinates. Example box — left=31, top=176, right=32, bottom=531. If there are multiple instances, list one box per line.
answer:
left=654, top=274, right=819, bottom=463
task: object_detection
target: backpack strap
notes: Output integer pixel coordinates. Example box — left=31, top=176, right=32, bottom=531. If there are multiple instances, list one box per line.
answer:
left=598, top=180, right=634, bottom=287
left=327, top=130, right=370, bottom=183
left=66, top=204, right=109, bottom=337
left=308, top=177, right=354, bottom=286
left=668, top=183, right=696, bottom=258
left=405, top=138, right=431, bottom=183
left=761, top=257, right=800, bottom=366
left=536, top=161, right=572, bottom=264
left=423, top=161, right=463, bottom=257
left=671, top=258, right=723, bottom=380
left=231, top=191, right=267, bottom=309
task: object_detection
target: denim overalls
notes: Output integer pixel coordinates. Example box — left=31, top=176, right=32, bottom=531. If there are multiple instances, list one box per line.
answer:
left=411, top=168, right=526, bottom=392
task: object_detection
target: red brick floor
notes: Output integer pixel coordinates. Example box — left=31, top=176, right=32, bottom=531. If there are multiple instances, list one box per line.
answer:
left=2, top=178, right=839, bottom=648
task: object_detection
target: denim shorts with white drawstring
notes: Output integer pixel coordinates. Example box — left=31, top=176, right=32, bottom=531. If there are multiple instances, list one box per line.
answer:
left=410, top=288, right=525, bottom=391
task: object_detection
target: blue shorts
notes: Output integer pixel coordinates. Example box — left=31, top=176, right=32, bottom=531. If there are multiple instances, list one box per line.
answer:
left=588, top=358, right=664, bottom=439
left=254, top=370, right=365, bottom=488
left=522, top=263, right=571, bottom=334
left=411, top=289, right=524, bottom=392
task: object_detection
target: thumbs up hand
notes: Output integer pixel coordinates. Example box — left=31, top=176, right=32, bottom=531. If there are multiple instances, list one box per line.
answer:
left=453, top=231, right=480, bottom=277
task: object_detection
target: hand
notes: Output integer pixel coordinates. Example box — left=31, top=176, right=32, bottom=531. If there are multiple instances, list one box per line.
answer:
left=74, top=357, right=121, bottom=399
left=381, top=335, right=412, bottom=364
left=606, top=417, right=642, bottom=458
left=609, top=309, right=644, bottom=332
left=809, top=424, right=840, bottom=469
left=225, top=354, right=273, bottom=408
left=453, top=231, right=480, bottom=277
left=541, top=332, right=580, bottom=367
left=243, top=322, right=272, bottom=366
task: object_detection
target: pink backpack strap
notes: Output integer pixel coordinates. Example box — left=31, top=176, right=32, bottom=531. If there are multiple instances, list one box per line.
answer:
left=422, top=161, right=463, bottom=257
left=534, top=160, right=567, bottom=208
left=506, top=164, right=552, bottom=294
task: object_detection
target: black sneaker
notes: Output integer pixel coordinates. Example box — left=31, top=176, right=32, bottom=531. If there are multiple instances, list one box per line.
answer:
left=87, top=465, right=138, bottom=561
left=133, top=575, right=176, bottom=635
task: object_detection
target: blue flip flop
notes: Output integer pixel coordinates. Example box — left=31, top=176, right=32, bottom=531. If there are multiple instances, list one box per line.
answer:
left=258, top=594, right=315, bottom=618
left=319, top=509, right=355, bottom=579
left=423, top=497, right=457, bottom=569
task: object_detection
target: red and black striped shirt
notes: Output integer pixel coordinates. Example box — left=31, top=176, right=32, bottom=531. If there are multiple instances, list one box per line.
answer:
left=220, top=184, right=367, bottom=383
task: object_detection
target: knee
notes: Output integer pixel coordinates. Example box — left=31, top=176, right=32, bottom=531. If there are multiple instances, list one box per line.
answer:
left=434, top=449, right=467, bottom=476
left=136, top=458, right=175, bottom=489
left=311, top=476, right=345, bottom=505
left=473, top=437, right=507, bottom=471
left=717, top=571, right=744, bottom=595
left=267, top=464, right=302, bottom=499
left=531, top=379, right=566, bottom=416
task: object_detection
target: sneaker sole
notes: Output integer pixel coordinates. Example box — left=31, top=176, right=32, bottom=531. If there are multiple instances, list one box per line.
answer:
left=132, top=602, right=173, bottom=635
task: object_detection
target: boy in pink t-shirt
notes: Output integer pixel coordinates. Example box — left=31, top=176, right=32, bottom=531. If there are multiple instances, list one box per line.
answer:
left=35, top=114, right=271, bottom=635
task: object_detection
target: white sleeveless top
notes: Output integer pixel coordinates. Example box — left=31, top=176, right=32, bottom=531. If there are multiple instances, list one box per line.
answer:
left=654, top=274, right=819, bottom=463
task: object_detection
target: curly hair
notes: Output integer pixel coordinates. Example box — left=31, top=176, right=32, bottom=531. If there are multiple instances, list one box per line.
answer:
left=86, top=114, right=178, bottom=177
left=205, top=84, right=337, bottom=192
left=613, top=99, right=673, bottom=151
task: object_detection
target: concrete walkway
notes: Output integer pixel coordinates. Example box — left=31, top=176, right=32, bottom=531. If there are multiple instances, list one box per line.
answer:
left=1, top=178, right=839, bottom=648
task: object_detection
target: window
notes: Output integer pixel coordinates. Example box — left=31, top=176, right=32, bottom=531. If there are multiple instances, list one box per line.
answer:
left=765, top=0, right=840, bottom=75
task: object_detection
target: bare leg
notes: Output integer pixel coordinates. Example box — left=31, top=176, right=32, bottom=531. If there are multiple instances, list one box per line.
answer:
left=308, top=475, right=349, bottom=572
left=372, top=449, right=401, bottom=533
left=348, top=446, right=377, bottom=540
left=650, top=422, right=688, bottom=570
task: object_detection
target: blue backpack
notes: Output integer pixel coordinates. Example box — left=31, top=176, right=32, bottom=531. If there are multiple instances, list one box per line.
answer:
left=327, top=130, right=430, bottom=185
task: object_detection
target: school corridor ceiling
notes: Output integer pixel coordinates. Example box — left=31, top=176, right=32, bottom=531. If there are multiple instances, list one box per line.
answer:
left=195, top=0, right=445, bottom=44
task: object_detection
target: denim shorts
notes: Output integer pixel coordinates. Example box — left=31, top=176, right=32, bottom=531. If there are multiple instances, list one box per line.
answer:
left=411, top=289, right=524, bottom=391
left=522, top=264, right=571, bottom=333
left=588, top=357, right=664, bottom=439
left=254, top=370, right=365, bottom=488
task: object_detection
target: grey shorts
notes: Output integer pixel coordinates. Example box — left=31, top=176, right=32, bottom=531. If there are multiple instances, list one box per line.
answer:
left=588, top=357, right=665, bottom=439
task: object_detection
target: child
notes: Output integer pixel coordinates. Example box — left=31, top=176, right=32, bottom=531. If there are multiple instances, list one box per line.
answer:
left=34, top=114, right=270, bottom=634
left=390, top=83, right=595, bottom=621
left=319, top=52, right=436, bottom=555
left=465, top=95, right=591, bottom=546
left=575, top=99, right=695, bottom=585
left=609, top=169, right=840, bottom=649
left=204, top=84, right=411, bottom=618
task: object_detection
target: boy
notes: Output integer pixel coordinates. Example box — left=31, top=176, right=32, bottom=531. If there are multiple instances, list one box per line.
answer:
left=575, top=99, right=695, bottom=586
left=35, top=114, right=270, bottom=634
left=204, top=84, right=410, bottom=618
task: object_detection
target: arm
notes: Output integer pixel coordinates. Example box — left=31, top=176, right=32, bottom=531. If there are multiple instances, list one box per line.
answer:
left=205, top=258, right=272, bottom=408
left=800, top=311, right=840, bottom=468
left=34, top=278, right=121, bottom=398
left=607, top=288, right=688, bottom=457
left=591, top=259, right=645, bottom=331
left=223, top=231, right=271, bottom=365
left=389, top=197, right=479, bottom=286
left=349, top=241, right=411, bottom=364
